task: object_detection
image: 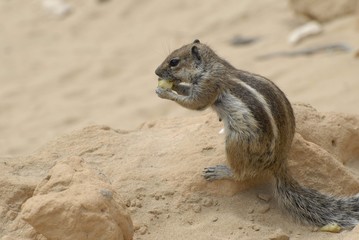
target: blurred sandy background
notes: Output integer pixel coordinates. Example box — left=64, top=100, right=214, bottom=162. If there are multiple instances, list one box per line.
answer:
left=0, top=0, right=358, bottom=157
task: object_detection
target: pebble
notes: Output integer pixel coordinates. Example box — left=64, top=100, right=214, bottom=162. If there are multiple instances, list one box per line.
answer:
left=138, top=225, right=148, bottom=235
left=192, top=204, right=202, bottom=213
left=258, top=204, right=270, bottom=214
left=148, top=208, right=162, bottom=216
left=355, top=49, right=359, bottom=58
left=130, top=199, right=142, bottom=208
left=230, top=35, right=260, bottom=46
left=42, top=0, right=72, bottom=17
left=288, top=21, right=322, bottom=45
left=269, top=228, right=290, bottom=240
left=201, top=197, right=214, bottom=207
left=212, top=217, right=219, bottom=222
left=251, top=225, right=260, bottom=231
left=186, top=195, right=202, bottom=203
left=257, top=193, right=272, bottom=202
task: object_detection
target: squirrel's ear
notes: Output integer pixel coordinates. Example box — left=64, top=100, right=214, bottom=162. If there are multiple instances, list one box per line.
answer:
left=193, top=39, right=200, bottom=44
left=191, top=45, right=201, bottom=63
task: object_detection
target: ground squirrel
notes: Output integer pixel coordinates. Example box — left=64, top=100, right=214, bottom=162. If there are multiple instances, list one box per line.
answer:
left=155, top=40, right=359, bottom=229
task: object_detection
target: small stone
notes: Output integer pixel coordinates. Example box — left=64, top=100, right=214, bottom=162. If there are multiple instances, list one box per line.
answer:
left=355, top=50, right=359, bottom=58
left=251, top=225, right=260, bottom=231
left=130, top=199, right=142, bottom=208
left=212, top=217, right=219, bottom=222
left=133, top=225, right=140, bottom=231
left=230, top=35, right=259, bottom=46
left=125, top=199, right=131, bottom=207
left=136, top=193, right=145, bottom=200
left=269, top=228, right=290, bottom=240
left=192, top=204, right=202, bottom=213
left=135, top=201, right=142, bottom=208
left=100, top=125, right=111, bottom=130
left=248, top=208, right=254, bottom=214
left=138, top=225, right=148, bottom=235
left=311, top=226, right=319, bottom=232
left=257, top=193, right=272, bottom=202
left=163, top=190, right=175, bottom=196
left=258, top=204, right=270, bottom=214
left=148, top=208, right=162, bottom=216
left=187, top=195, right=202, bottom=203
left=201, top=198, right=213, bottom=207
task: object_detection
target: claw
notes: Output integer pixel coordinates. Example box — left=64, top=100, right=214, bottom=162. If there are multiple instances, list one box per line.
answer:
left=202, top=165, right=234, bottom=181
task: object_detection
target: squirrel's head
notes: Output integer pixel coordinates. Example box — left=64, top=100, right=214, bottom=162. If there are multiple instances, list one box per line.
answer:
left=155, top=39, right=210, bottom=84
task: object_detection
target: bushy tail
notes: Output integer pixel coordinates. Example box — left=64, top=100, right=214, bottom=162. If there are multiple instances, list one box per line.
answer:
left=275, top=169, right=359, bottom=228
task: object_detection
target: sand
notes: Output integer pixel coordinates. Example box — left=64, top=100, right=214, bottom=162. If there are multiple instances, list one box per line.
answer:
left=1, top=0, right=359, bottom=239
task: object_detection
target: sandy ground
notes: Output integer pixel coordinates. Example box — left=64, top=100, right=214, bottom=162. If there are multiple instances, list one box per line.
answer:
left=2, top=104, right=359, bottom=240
left=1, top=0, right=359, bottom=239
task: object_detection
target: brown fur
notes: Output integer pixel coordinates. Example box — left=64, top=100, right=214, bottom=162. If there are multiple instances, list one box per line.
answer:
left=155, top=40, right=359, bottom=228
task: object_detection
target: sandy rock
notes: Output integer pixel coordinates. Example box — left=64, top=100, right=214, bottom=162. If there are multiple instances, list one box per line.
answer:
left=289, top=133, right=359, bottom=196
left=289, top=0, right=358, bottom=22
left=20, top=156, right=133, bottom=240
left=293, top=103, right=359, bottom=165
left=343, top=224, right=359, bottom=239
left=1, top=104, right=359, bottom=240
left=0, top=158, right=43, bottom=240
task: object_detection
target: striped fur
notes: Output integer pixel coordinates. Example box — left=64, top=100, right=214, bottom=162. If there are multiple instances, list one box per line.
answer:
left=155, top=40, right=359, bottom=228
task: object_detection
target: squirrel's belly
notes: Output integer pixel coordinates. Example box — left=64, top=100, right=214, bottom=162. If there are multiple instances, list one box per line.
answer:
left=212, top=93, right=260, bottom=139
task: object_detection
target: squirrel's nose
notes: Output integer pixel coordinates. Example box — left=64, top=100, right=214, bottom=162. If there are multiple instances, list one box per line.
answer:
left=155, top=67, right=161, bottom=77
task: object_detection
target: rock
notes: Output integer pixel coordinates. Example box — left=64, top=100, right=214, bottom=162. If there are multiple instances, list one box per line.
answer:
left=251, top=225, right=260, bottom=231
left=269, top=228, right=290, bottom=240
left=258, top=204, right=271, bottom=214
left=192, top=204, right=202, bottom=213
left=0, top=158, right=42, bottom=240
left=137, top=225, right=148, bottom=235
left=288, top=21, right=323, bottom=45
left=355, top=49, right=359, bottom=58
left=230, top=35, right=260, bottom=46
left=20, top=156, right=133, bottom=240
left=293, top=103, right=359, bottom=165
left=201, top=197, right=214, bottom=207
left=289, top=0, right=358, bottom=22
left=42, top=0, right=72, bottom=17
left=289, top=133, right=359, bottom=196
left=257, top=193, right=272, bottom=202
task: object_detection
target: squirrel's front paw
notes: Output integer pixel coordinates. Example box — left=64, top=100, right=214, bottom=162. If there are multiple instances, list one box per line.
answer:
left=156, top=87, right=173, bottom=99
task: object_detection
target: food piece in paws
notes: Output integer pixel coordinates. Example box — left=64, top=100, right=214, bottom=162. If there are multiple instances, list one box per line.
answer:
left=158, top=79, right=173, bottom=90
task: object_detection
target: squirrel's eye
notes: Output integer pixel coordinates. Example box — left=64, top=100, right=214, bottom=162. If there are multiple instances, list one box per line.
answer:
left=169, top=58, right=180, bottom=67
